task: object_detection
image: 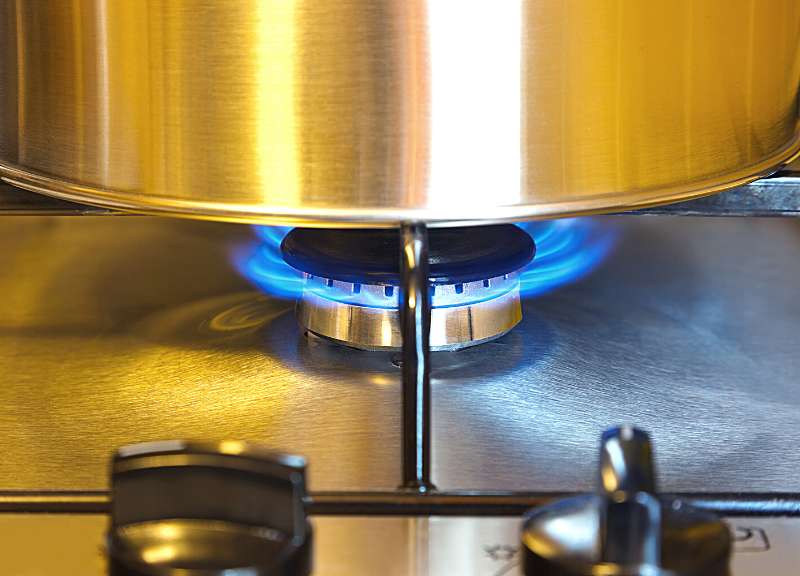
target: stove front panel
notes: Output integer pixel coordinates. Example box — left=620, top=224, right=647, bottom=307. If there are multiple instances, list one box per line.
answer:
left=3, top=514, right=798, bottom=576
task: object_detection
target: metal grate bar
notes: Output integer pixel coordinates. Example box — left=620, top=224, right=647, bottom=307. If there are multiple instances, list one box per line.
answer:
left=399, top=223, right=435, bottom=492
left=1, top=491, right=799, bottom=517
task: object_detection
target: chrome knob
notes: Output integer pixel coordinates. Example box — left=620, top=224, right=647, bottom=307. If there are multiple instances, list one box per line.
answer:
left=107, top=440, right=312, bottom=576
left=522, top=427, right=731, bottom=576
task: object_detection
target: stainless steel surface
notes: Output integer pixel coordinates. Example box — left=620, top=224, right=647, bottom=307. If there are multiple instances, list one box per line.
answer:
left=2, top=1, right=800, bottom=225
left=0, top=215, right=798, bottom=494
left=298, top=273, right=522, bottom=351
left=3, top=514, right=799, bottom=576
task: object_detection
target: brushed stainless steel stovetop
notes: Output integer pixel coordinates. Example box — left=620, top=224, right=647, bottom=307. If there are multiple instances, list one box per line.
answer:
left=0, top=214, right=799, bottom=574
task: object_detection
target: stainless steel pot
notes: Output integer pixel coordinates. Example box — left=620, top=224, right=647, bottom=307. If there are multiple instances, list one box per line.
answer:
left=1, top=0, right=799, bottom=226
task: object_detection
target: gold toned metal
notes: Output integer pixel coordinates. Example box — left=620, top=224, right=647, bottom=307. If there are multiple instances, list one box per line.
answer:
left=298, top=275, right=523, bottom=351
left=2, top=1, right=799, bottom=226
left=0, top=215, right=411, bottom=492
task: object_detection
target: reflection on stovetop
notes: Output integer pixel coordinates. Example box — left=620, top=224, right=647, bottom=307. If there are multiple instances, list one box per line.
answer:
left=0, top=216, right=798, bottom=493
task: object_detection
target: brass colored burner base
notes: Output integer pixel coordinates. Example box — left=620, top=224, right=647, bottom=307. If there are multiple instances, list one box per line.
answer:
left=297, top=277, right=522, bottom=351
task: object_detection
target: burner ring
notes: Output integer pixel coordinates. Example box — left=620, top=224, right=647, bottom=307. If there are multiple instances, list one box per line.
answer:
left=298, top=276, right=523, bottom=351
left=281, top=225, right=535, bottom=351
left=281, top=225, right=535, bottom=285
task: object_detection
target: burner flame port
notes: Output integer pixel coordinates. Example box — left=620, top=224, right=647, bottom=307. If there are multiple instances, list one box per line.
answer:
left=234, top=219, right=619, bottom=350
left=281, top=226, right=535, bottom=351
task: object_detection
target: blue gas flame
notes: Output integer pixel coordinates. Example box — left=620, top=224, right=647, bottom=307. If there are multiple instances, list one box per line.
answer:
left=234, top=219, right=618, bottom=303
left=233, top=225, right=303, bottom=300
left=516, top=219, right=618, bottom=298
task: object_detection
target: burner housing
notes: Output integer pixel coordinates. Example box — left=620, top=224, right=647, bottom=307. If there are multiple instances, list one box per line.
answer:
left=281, top=226, right=535, bottom=350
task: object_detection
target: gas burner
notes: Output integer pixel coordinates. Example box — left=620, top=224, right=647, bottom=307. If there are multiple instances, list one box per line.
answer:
left=280, top=226, right=535, bottom=350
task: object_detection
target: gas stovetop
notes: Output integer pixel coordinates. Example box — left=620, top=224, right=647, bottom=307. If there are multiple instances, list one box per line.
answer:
left=0, top=214, right=799, bottom=574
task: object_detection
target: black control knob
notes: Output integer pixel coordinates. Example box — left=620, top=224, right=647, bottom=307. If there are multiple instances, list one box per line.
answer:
left=107, top=440, right=312, bottom=576
left=522, top=427, right=731, bottom=576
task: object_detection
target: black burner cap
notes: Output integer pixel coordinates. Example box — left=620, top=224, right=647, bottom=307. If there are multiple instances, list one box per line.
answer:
left=280, top=225, right=535, bottom=285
